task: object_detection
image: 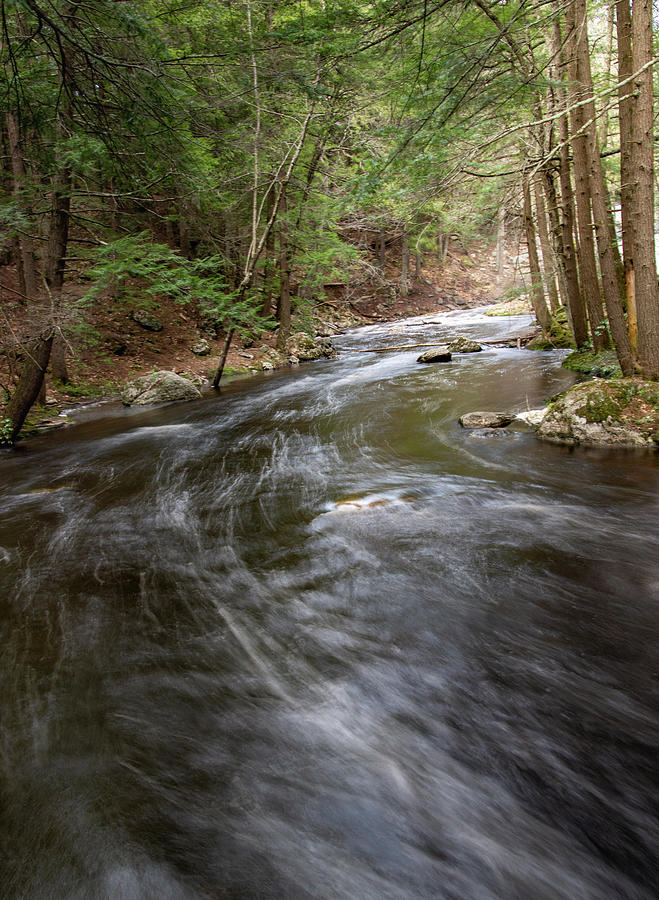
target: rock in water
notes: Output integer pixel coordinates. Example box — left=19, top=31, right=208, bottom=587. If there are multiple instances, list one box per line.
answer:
left=537, top=379, right=659, bottom=447
left=447, top=336, right=482, bottom=353
left=315, top=336, right=338, bottom=359
left=121, top=371, right=202, bottom=406
left=130, top=309, right=164, bottom=332
left=417, top=347, right=452, bottom=363
left=459, top=411, right=516, bottom=428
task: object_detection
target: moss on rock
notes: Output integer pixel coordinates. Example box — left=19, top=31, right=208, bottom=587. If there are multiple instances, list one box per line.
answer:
left=537, top=379, right=659, bottom=447
left=526, top=316, right=575, bottom=351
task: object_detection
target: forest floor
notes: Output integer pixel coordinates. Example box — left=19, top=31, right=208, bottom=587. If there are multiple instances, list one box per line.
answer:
left=1, top=238, right=531, bottom=434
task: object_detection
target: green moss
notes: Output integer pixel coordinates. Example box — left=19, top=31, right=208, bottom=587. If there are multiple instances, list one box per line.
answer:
left=638, top=384, right=659, bottom=406
left=56, top=379, right=118, bottom=399
left=577, top=389, right=621, bottom=423
left=562, top=349, right=622, bottom=378
left=574, top=380, right=658, bottom=430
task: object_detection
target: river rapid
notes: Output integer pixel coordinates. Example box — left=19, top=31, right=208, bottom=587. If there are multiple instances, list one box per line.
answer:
left=1, top=310, right=657, bottom=899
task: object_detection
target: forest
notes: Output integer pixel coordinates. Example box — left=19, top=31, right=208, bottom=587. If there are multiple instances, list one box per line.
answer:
left=0, top=0, right=657, bottom=442
left=2, top=4, right=659, bottom=897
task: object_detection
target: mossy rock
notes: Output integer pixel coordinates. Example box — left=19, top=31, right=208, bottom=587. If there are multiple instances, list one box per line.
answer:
left=537, top=379, right=659, bottom=447
left=562, top=349, right=622, bottom=379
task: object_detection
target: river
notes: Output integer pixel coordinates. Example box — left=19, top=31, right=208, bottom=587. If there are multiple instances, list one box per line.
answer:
left=1, top=310, right=657, bottom=899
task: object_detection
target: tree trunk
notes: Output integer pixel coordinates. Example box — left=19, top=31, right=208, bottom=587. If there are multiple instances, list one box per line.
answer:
left=399, top=228, right=409, bottom=297
left=5, top=336, right=53, bottom=442
left=5, top=112, right=38, bottom=302
left=415, top=252, right=422, bottom=280
left=496, top=207, right=505, bottom=284
left=549, top=15, right=589, bottom=346
left=533, top=178, right=560, bottom=313
left=379, top=229, right=386, bottom=269
left=522, top=176, right=550, bottom=332
left=574, top=0, right=634, bottom=374
left=565, top=3, right=608, bottom=351
left=262, top=189, right=276, bottom=318
left=615, top=0, right=637, bottom=352
left=276, top=184, right=291, bottom=351
left=45, top=151, right=72, bottom=384
left=630, top=0, right=659, bottom=378
left=212, top=328, right=235, bottom=389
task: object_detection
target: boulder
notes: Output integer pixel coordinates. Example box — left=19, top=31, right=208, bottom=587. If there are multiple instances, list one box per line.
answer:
left=190, top=339, right=211, bottom=356
left=130, top=309, right=164, bottom=332
left=285, top=332, right=337, bottom=361
left=417, top=346, right=452, bottom=363
left=121, top=371, right=202, bottom=406
left=447, top=336, right=482, bottom=353
left=537, top=379, right=659, bottom=447
left=286, top=332, right=322, bottom=361
left=459, top=411, right=516, bottom=428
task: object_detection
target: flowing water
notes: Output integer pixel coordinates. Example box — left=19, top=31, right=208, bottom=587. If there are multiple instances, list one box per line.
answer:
left=1, top=311, right=657, bottom=900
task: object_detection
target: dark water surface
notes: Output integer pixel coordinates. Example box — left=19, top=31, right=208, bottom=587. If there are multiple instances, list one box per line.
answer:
left=1, top=311, right=657, bottom=899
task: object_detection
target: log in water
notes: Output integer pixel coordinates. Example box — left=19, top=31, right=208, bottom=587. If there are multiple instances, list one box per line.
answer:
left=1, top=310, right=657, bottom=899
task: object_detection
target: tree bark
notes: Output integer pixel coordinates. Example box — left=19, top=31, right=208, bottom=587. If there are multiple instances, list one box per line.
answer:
left=399, top=228, right=409, bottom=297
left=549, top=15, right=589, bottom=346
left=630, top=0, right=659, bottom=377
left=5, top=112, right=38, bottom=302
left=522, top=176, right=550, bottom=332
left=379, top=229, right=386, bottom=269
left=261, top=188, right=275, bottom=318
left=565, top=2, right=608, bottom=351
left=276, top=183, right=291, bottom=350
left=574, top=0, right=634, bottom=374
left=533, top=178, right=560, bottom=313
left=45, top=151, right=72, bottom=384
left=496, top=207, right=505, bottom=284
left=615, top=0, right=637, bottom=352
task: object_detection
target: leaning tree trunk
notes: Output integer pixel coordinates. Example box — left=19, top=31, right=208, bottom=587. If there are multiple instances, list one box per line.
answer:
left=212, top=328, right=236, bottom=389
left=630, top=0, right=659, bottom=378
left=5, top=336, right=53, bottom=443
left=522, top=176, right=551, bottom=332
